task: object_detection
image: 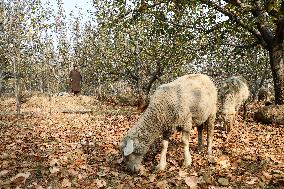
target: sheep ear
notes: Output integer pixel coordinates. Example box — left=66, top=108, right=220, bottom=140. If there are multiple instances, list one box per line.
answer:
left=123, top=139, right=134, bottom=156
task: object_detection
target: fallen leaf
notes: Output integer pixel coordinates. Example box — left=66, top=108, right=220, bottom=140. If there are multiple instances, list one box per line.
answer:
left=35, top=185, right=44, bottom=189
left=156, top=180, right=168, bottom=189
left=49, top=158, right=59, bottom=166
left=149, top=174, right=156, bottom=182
left=216, top=155, right=231, bottom=169
left=168, top=166, right=176, bottom=172
left=97, top=171, right=106, bottom=177
left=218, top=177, right=229, bottom=186
left=61, top=178, right=72, bottom=188
left=0, top=170, right=10, bottom=177
left=139, top=165, right=147, bottom=176
left=184, top=176, right=198, bottom=188
left=262, top=171, right=272, bottom=180
left=179, top=170, right=188, bottom=178
left=78, top=173, right=87, bottom=180
left=68, top=169, right=78, bottom=176
left=0, top=153, right=9, bottom=160
left=111, top=171, right=119, bottom=177
left=95, top=179, right=106, bottom=188
left=116, top=184, right=124, bottom=189
left=49, top=166, right=60, bottom=174
left=10, top=172, right=31, bottom=183
left=246, top=177, right=258, bottom=185
left=271, top=170, right=283, bottom=175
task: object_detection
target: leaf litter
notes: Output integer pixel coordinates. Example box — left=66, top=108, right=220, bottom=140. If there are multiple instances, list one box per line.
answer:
left=0, top=95, right=283, bottom=188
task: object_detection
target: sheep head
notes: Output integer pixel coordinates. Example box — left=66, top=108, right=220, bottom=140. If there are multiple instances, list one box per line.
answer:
left=120, top=139, right=144, bottom=173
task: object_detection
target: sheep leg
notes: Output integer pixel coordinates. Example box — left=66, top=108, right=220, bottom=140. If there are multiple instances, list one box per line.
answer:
left=226, top=121, right=231, bottom=133
left=228, top=112, right=237, bottom=132
left=242, top=101, right=247, bottom=119
left=207, top=115, right=215, bottom=156
left=182, top=130, right=192, bottom=167
left=156, top=132, right=170, bottom=171
left=197, top=124, right=204, bottom=152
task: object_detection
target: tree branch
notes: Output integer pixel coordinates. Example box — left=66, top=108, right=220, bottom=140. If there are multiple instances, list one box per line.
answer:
left=144, top=60, right=164, bottom=95
left=167, top=19, right=229, bottom=35
left=117, top=1, right=165, bottom=20
left=275, top=1, right=284, bottom=42
left=200, top=0, right=267, bottom=47
left=221, top=41, right=259, bottom=49
left=251, top=0, right=274, bottom=44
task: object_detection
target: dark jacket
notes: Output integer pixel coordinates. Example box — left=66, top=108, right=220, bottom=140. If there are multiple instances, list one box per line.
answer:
left=69, top=69, right=82, bottom=92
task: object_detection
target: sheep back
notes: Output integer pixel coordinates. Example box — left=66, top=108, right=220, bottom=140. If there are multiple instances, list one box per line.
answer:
left=148, top=74, right=217, bottom=132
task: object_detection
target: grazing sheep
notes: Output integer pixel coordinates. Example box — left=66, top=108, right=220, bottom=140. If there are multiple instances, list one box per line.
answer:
left=120, top=74, right=217, bottom=172
left=219, top=76, right=249, bottom=132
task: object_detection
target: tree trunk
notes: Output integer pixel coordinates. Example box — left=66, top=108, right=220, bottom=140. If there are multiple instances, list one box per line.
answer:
left=269, top=41, right=284, bottom=105
left=13, top=24, right=22, bottom=115
left=0, top=70, right=3, bottom=96
left=14, top=61, right=21, bottom=115
left=39, top=76, right=44, bottom=93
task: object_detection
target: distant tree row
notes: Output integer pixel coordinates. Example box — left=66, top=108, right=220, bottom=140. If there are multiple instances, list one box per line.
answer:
left=1, top=0, right=282, bottom=107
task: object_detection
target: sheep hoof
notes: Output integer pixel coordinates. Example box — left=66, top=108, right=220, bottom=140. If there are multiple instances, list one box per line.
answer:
left=156, top=163, right=167, bottom=171
left=183, top=161, right=192, bottom=168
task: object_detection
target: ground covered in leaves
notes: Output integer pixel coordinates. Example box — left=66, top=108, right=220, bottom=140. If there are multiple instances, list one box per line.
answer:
left=0, top=94, right=284, bottom=189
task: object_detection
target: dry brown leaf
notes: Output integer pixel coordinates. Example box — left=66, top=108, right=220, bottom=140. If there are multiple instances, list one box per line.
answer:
left=116, top=184, right=124, bottom=189
left=246, top=177, right=258, bottom=185
left=61, top=178, right=72, bottom=188
left=49, top=166, right=60, bottom=174
left=149, top=174, right=156, bottom=182
left=216, top=155, right=231, bottom=169
left=49, top=158, right=59, bottom=166
left=262, top=171, right=272, bottom=180
left=184, top=176, right=198, bottom=188
left=139, top=165, right=147, bottom=176
left=34, top=184, right=44, bottom=189
left=10, top=172, right=30, bottom=183
left=168, top=166, right=176, bottom=172
left=95, top=179, right=107, bottom=188
left=1, top=96, right=284, bottom=189
left=0, top=170, right=10, bottom=177
left=68, top=169, right=79, bottom=176
left=156, top=180, right=168, bottom=189
left=218, top=177, right=229, bottom=186
left=178, top=170, right=188, bottom=178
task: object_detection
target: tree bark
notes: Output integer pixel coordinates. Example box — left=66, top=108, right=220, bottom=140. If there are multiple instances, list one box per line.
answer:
left=0, top=70, right=3, bottom=95
left=14, top=24, right=21, bottom=115
left=269, top=41, right=284, bottom=105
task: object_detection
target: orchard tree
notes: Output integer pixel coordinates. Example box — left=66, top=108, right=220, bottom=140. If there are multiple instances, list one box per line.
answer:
left=92, top=1, right=201, bottom=99
left=93, top=1, right=283, bottom=104
left=1, top=0, right=34, bottom=113
left=203, top=0, right=283, bottom=104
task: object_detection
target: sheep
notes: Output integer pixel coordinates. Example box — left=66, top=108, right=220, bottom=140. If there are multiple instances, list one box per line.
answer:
left=219, top=76, right=249, bottom=132
left=120, top=74, right=217, bottom=172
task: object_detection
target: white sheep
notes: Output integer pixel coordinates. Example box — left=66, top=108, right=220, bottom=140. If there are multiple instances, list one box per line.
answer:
left=219, top=76, right=250, bottom=132
left=120, top=74, right=217, bottom=172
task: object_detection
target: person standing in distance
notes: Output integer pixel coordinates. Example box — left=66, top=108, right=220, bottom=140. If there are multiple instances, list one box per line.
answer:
left=69, top=64, right=82, bottom=96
